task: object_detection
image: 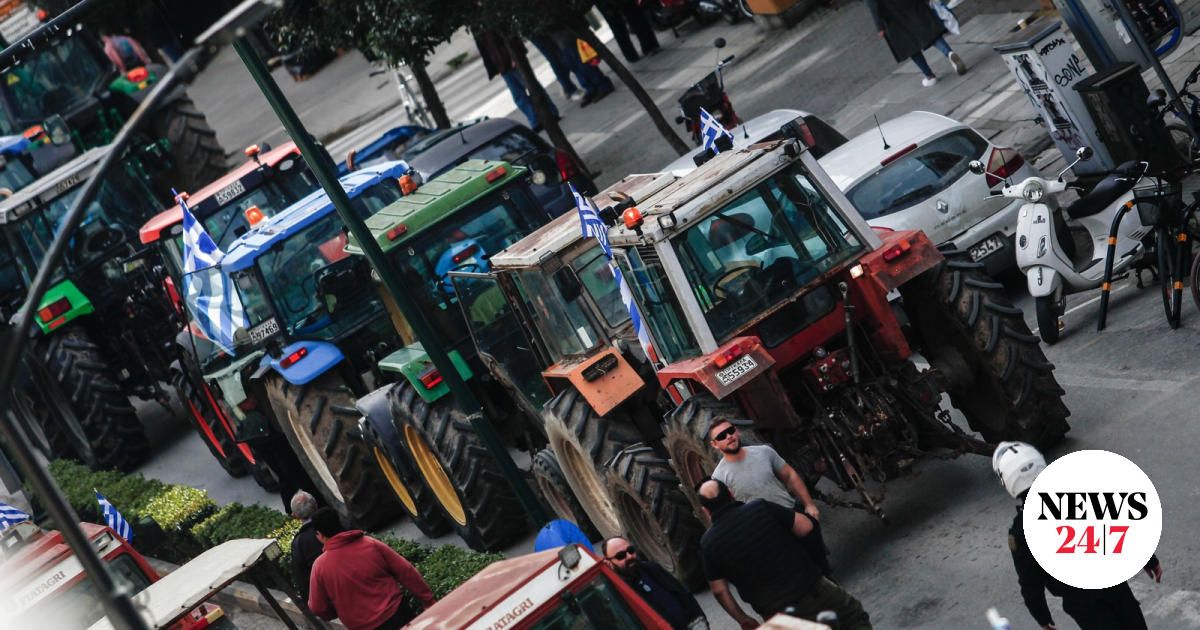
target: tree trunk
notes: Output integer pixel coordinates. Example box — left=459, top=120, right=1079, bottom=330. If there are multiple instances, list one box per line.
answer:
left=565, top=22, right=689, bottom=156
left=503, top=34, right=592, bottom=179
left=409, top=60, right=452, bottom=129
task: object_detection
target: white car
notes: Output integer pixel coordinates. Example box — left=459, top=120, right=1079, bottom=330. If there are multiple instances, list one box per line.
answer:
left=818, top=111, right=1041, bottom=276
left=661, top=109, right=848, bottom=177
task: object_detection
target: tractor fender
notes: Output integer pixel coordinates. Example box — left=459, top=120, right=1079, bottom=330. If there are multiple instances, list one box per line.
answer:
left=377, top=342, right=473, bottom=404
left=1026, top=265, right=1062, bottom=298
left=33, top=280, right=94, bottom=336
left=261, top=340, right=345, bottom=386
left=355, top=385, right=421, bottom=482
left=862, top=230, right=945, bottom=294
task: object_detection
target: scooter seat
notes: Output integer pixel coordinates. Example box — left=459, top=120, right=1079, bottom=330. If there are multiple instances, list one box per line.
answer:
left=1064, top=161, right=1139, bottom=220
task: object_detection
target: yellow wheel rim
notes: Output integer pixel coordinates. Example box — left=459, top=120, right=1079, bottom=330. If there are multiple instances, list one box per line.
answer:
left=374, top=447, right=417, bottom=515
left=404, top=425, right=466, bottom=526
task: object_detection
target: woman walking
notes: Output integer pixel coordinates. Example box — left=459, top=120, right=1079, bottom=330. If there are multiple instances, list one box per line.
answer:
left=866, top=0, right=967, bottom=87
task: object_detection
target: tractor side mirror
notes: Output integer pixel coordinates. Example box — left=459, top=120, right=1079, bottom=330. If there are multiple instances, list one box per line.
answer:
left=967, top=160, right=986, bottom=175
left=553, top=267, right=583, bottom=303
left=529, top=154, right=562, bottom=187
left=1076, top=146, right=1093, bottom=162
left=43, top=115, right=71, bottom=146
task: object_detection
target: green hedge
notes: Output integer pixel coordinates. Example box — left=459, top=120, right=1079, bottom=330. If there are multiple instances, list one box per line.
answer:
left=39, top=460, right=504, bottom=596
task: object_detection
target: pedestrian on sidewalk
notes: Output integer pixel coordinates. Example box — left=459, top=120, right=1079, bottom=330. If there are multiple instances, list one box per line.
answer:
left=596, top=0, right=661, bottom=63
left=866, top=0, right=967, bottom=87
left=551, top=24, right=615, bottom=107
left=993, top=442, right=1162, bottom=630
left=530, top=35, right=584, bottom=103
left=475, top=29, right=560, bottom=132
left=706, top=419, right=834, bottom=576
left=308, top=508, right=437, bottom=630
left=601, top=536, right=708, bottom=630
left=697, top=479, right=873, bottom=630
left=289, top=491, right=322, bottom=603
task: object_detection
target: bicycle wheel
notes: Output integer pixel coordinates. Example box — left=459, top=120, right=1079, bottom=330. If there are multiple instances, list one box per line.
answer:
left=1190, top=249, right=1200, bottom=314
left=1165, top=122, right=1196, bottom=165
left=1157, top=226, right=1181, bottom=328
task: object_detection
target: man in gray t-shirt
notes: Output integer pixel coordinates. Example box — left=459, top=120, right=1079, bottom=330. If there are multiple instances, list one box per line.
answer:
left=708, top=420, right=818, bottom=520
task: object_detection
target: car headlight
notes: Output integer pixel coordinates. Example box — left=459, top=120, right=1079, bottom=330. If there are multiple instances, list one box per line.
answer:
left=1022, top=181, right=1044, bottom=203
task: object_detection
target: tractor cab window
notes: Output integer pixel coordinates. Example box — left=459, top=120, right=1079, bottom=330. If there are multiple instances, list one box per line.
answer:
left=0, top=157, right=37, bottom=192
left=617, top=246, right=700, bottom=364
left=18, top=175, right=158, bottom=272
left=202, top=165, right=322, bottom=251
left=352, top=177, right=404, bottom=216
left=390, top=184, right=539, bottom=347
left=570, top=248, right=629, bottom=329
left=1, top=36, right=106, bottom=125
left=528, top=574, right=653, bottom=630
left=514, top=266, right=601, bottom=362
left=669, top=164, right=862, bottom=341
left=0, top=233, right=27, bottom=305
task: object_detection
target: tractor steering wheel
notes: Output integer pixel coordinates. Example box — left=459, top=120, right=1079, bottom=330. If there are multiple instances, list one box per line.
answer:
left=79, top=226, right=124, bottom=257
left=712, top=263, right=760, bottom=300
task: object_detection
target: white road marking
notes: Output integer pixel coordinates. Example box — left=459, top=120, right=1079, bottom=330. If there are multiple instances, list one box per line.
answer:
left=1054, top=374, right=1186, bottom=393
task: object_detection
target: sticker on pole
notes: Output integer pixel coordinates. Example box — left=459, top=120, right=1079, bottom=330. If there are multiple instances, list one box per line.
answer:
left=1023, top=450, right=1161, bottom=589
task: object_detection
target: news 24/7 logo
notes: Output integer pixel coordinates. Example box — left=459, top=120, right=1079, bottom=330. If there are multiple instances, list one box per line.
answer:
left=1023, top=450, right=1162, bottom=589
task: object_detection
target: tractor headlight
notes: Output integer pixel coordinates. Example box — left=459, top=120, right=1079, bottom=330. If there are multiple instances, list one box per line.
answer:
left=1022, top=181, right=1044, bottom=203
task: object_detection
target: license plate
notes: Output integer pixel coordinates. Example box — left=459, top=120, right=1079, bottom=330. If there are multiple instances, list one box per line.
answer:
left=214, top=179, right=246, bottom=206
left=968, top=236, right=1003, bottom=262
left=248, top=318, right=279, bottom=344
left=716, top=354, right=757, bottom=386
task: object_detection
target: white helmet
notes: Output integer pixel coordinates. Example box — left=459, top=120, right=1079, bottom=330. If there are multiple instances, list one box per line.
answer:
left=992, top=441, right=1046, bottom=498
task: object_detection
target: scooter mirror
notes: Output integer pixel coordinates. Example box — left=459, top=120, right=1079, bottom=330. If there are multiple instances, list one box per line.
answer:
left=1076, top=146, right=1093, bottom=162
left=715, top=38, right=727, bottom=49
left=967, top=160, right=986, bottom=175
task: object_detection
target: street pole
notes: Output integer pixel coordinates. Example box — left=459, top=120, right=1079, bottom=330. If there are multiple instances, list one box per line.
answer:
left=1109, top=1, right=1200, bottom=142
left=232, top=38, right=547, bottom=527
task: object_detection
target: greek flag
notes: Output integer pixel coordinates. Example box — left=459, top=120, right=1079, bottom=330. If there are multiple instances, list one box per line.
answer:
left=0, top=501, right=29, bottom=530
left=95, top=490, right=133, bottom=543
left=699, top=107, right=734, bottom=154
left=180, top=191, right=248, bottom=354
left=572, top=185, right=653, bottom=355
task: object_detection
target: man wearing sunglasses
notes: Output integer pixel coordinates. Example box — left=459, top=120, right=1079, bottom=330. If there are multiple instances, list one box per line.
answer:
left=600, top=536, right=708, bottom=630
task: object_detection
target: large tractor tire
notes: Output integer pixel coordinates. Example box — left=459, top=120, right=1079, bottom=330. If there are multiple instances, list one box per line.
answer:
left=265, top=371, right=400, bottom=530
left=360, top=403, right=451, bottom=539
left=35, top=325, right=149, bottom=470
left=150, top=95, right=227, bottom=193
left=662, top=395, right=761, bottom=527
left=607, top=445, right=706, bottom=590
left=899, top=248, right=1071, bottom=448
left=389, top=380, right=526, bottom=552
left=172, top=368, right=247, bottom=478
left=11, top=349, right=94, bottom=465
left=532, top=447, right=601, bottom=541
left=543, top=387, right=642, bottom=540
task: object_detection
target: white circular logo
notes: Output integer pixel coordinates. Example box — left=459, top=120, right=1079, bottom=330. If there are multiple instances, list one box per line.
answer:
left=1023, top=450, right=1161, bottom=589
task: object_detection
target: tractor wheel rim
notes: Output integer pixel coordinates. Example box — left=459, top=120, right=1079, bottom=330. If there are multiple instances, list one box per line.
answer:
left=374, top=447, right=418, bottom=515
left=553, top=438, right=622, bottom=538
left=404, top=425, right=467, bottom=526
left=535, top=474, right=577, bottom=522
left=617, top=490, right=675, bottom=573
left=288, top=410, right=346, bottom=504
left=917, top=302, right=1007, bottom=434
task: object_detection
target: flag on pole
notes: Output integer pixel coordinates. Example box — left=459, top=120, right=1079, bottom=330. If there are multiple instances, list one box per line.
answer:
left=95, top=490, right=133, bottom=543
left=180, top=190, right=248, bottom=354
left=699, top=107, right=734, bottom=155
left=0, top=501, right=30, bottom=530
left=572, top=185, right=653, bottom=356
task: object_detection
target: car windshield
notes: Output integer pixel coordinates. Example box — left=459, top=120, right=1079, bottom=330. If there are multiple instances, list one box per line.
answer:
left=389, top=182, right=540, bottom=347
left=17, top=174, right=159, bottom=272
left=1, top=36, right=106, bottom=125
left=526, top=574, right=652, bottom=630
left=846, top=129, right=988, bottom=219
left=465, top=130, right=542, bottom=166
left=670, top=163, right=863, bottom=341
left=11, top=553, right=152, bottom=629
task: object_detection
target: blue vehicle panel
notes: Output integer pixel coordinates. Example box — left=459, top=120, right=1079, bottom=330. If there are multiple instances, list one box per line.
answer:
left=261, top=339, right=345, bottom=385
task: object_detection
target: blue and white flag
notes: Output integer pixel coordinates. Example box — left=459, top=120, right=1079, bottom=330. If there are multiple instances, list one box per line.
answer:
left=699, top=107, right=734, bottom=155
left=95, top=490, right=133, bottom=543
left=180, top=190, right=248, bottom=354
left=0, top=501, right=30, bottom=530
left=572, top=185, right=653, bottom=358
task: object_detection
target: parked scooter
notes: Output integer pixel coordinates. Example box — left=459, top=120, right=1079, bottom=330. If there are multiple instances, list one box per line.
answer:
left=969, top=147, right=1156, bottom=344
left=677, top=38, right=738, bottom=144
left=642, top=0, right=742, bottom=29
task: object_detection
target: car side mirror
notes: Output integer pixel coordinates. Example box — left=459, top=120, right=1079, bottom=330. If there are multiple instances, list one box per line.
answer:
left=1076, top=146, right=1093, bottom=162
left=967, top=160, right=986, bottom=175
left=529, top=154, right=562, bottom=187
left=43, top=115, right=71, bottom=146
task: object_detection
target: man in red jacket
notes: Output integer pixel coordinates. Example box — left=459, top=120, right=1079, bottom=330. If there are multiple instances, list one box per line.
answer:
left=308, top=508, right=437, bottom=630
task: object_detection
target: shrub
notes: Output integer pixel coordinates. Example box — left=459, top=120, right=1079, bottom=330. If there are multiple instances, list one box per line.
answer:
left=416, top=545, right=504, bottom=599
left=144, top=486, right=217, bottom=531
left=193, top=503, right=291, bottom=547
left=44, top=460, right=165, bottom=525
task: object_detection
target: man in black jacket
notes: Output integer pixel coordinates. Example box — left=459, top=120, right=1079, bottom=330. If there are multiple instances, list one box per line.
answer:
left=994, top=442, right=1163, bottom=630
left=289, top=490, right=323, bottom=602
left=601, top=536, right=707, bottom=630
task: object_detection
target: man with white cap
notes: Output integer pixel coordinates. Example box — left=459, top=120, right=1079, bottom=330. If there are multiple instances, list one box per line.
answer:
left=993, top=442, right=1162, bottom=630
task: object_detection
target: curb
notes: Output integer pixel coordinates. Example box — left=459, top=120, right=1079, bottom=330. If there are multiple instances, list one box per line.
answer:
left=146, top=556, right=347, bottom=630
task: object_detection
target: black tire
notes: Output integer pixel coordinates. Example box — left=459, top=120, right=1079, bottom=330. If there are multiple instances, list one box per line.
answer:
left=543, top=387, right=642, bottom=540
left=12, top=350, right=92, bottom=465
left=662, top=395, right=760, bottom=527
left=172, top=367, right=248, bottom=477
left=265, top=371, right=400, bottom=530
left=1156, top=226, right=1182, bottom=328
left=389, top=380, right=526, bottom=552
left=149, top=95, right=227, bottom=194
left=1166, top=122, right=1195, bottom=166
left=532, top=447, right=601, bottom=541
left=1034, top=296, right=1061, bottom=345
left=360, top=408, right=450, bottom=539
left=737, top=0, right=755, bottom=18
left=606, top=445, right=706, bottom=590
left=35, top=325, right=150, bottom=470
left=1190, top=250, right=1200, bottom=315
left=899, top=248, right=1071, bottom=448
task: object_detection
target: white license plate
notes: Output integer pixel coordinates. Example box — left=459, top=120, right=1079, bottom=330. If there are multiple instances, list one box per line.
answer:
left=214, top=179, right=246, bottom=206
left=248, top=318, right=279, bottom=344
left=968, top=236, right=1003, bottom=262
left=716, top=355, right=757, bottom=386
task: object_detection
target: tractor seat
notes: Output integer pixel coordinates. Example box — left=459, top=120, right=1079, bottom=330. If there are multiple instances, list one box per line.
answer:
left=1064, top=161, right=1139, bottom=220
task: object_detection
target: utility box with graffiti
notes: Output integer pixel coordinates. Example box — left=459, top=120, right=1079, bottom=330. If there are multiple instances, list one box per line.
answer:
left=995, top=21, right=1114, bottom=175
